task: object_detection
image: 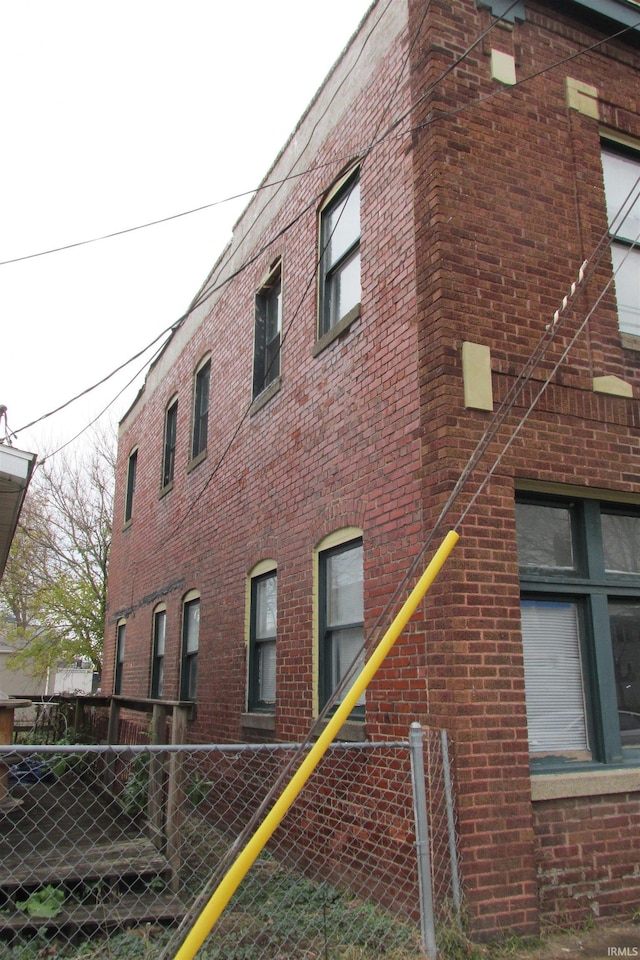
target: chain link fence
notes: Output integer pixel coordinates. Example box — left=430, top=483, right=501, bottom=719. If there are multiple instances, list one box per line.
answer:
left=0, top=727, right=461, bottom=959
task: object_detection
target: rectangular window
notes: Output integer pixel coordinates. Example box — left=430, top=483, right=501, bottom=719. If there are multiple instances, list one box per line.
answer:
left=151, top=609, right=166, bottom=699
left=162, top=399, right=178, bottom=489
left=124, top=449, right=137, bottom=524
left=192, top=360, right=210, bottom=459
left=180, top=598, right=200, bottom=701
left=115, top=623, right=126, bottom=695
left=319, top=173, right=361, bottom=338
left=319, top=539, right=365, bottom=714
left=249, top=572, right=277, bottom=711
left=516, top=495, right=640, bottom=766
left=253, top=266, right=282, bottom=398
left=601, top=143, right=640, bottom=336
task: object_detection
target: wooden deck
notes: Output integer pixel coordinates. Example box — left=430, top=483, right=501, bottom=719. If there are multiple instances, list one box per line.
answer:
left=0, top=765, right=186, bottom=933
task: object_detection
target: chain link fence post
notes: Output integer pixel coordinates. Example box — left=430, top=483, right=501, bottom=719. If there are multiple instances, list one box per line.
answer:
left=409, top=721, right=438, bottom=958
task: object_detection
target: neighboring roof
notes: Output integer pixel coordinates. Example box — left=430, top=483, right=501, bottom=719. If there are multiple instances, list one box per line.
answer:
left=0, top=444, right=36, bottom=582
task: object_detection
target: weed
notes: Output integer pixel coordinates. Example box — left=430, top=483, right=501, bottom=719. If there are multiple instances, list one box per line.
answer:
left=16, top=886, right=65, bottom=920
left=120, top=754, right=150, bottom=816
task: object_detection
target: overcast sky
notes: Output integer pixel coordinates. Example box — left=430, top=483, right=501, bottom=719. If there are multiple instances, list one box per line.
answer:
left=0, top=0, right=372, bottom=461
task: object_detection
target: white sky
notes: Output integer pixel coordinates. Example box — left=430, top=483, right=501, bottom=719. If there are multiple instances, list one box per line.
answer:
left=0, top=0, right=372, bottom=460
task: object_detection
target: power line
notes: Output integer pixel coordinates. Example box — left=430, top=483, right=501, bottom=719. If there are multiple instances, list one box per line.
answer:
left=13, top=4, right=635, bottom=451
left=12, top=323, right=177, bottom=438
left=0, top=0, right=521, bottom=273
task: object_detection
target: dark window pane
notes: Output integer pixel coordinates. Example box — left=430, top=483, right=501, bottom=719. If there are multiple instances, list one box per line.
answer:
left=515, top=502, right=574, bottom=570
left=125, top=450, right=137, bottom=523
left=163, top=401, right=177, bottom=487
left=181, top=599, right=200, bottom=701
left=253, top=271, right=282, bottom=397
left=151, top=610, right=166, bottom=699
left=610, top=601, right=640, bottom=746
left=192, top=362, right=210, bottom=458
left=603, top=513, right=640, bottom=574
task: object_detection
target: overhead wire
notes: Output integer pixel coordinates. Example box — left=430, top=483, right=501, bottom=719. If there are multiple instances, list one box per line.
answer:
left=152, top=0, right=423, bottom=549
left=157, top=3, right=547, bottom=954
left=11, top=322, right=178, bottom=441
left=178, top=0, right=396, bottom=327
left=36, top=333, right=174, bottom=466
left=11, top=0, right=634, bottom=947
left=10, top=0, right=396, bottom=449
left=165, top=44, right=640, bottom=957
left=10, top=5, right=637, bottom=449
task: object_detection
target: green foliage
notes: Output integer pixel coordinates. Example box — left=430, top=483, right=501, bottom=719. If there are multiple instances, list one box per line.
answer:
left=0, top=428, right=115, bottom=679
left=16, top=885, right=65, bottom=919
left=186, top=774, right=216, bottom=805
left=121, top=754, right=150, bottom=816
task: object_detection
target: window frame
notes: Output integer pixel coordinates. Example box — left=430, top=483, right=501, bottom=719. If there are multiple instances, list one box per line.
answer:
left=162, top=397, right=178, bottom=491
left=317, top=168, right=361, bottom=342
left=150, top=606, right=166, bottom=700
left=253, top=262, right=282, bottom=400
left=248, top=566, right=277, bottom=713
left=124, top=447, right=138, bottom=526
left=318, top=534, right=365, bottom=718
left=600, top=138, right=640, bottom=338
left=516, top=492, right=640, bottom=771
left=114, top=620, right=126, bottom=695
left=180, top=593, right=200, bottom=702
left=191, top=357, right=211, bottom=462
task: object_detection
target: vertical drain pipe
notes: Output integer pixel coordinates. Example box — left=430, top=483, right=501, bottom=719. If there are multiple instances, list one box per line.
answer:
left=409, top=722, right=437, bottom=959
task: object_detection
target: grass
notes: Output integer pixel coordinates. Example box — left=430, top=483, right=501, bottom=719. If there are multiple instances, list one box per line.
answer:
left=0, top=861, right=426, bottom=960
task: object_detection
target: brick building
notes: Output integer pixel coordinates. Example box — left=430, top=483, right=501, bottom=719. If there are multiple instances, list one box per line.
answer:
left=104, top=0, right=640, bottom=937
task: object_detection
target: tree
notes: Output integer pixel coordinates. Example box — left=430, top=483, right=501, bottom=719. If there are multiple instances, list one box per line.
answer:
left=0, top=427, right=115, bottom=680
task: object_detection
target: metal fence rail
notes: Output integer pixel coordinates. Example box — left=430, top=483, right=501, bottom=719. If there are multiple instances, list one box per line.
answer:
left=0, top=728, right=460, bottom=960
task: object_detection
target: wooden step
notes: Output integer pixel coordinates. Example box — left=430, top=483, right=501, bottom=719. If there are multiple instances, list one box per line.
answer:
left=0, top=892, right=187, bottom=932
left=1, top=839, right=169, bottom=888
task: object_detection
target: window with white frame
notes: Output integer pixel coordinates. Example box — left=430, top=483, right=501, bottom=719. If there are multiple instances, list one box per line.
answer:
left=318, top=170, right=361, bottom=339
left=162, top=398, right=178, bottom=489
left=115, top=621, right=126, bottom=695
left=248, top=569, right=277, bottom=711
left=253, top=264, right=282, bottom=399
left=318, top=536, right=365, bottom=715
left=180, top=594, right=200, bottom=701
left=150, top=607, right=166, bottom=699
left=601, top=141, right=640, bottom=337
left=124, top=448, right=137, bottom=525
left=191, top=358, right=210, bottom=460
left=516, top=494, right=640, bottom=767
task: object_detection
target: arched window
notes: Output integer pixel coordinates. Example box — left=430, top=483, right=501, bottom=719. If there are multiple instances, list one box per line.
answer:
left=150, top=604, right=167, bottom=699
left=247, top=561, right=277, bottom=712
left=315, top=528, right=364, bottom=715
left=180, top=591, right=200, bottom=702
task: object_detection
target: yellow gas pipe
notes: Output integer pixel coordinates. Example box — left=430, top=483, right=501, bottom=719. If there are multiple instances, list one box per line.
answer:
left=173, top=528, right=459, bottom=960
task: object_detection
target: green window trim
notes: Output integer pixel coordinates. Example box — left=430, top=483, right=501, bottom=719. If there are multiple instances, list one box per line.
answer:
left=517, top=494, right=640, bottom=772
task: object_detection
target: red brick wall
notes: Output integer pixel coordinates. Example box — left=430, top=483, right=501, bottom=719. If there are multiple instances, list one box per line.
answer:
left=105, top=14, right=421, bottom=743
left=534, top=793, right=640, bottom=925
left=104, top=0, right=640, bottom=939
left=406, top=0, right=640, bottom=937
